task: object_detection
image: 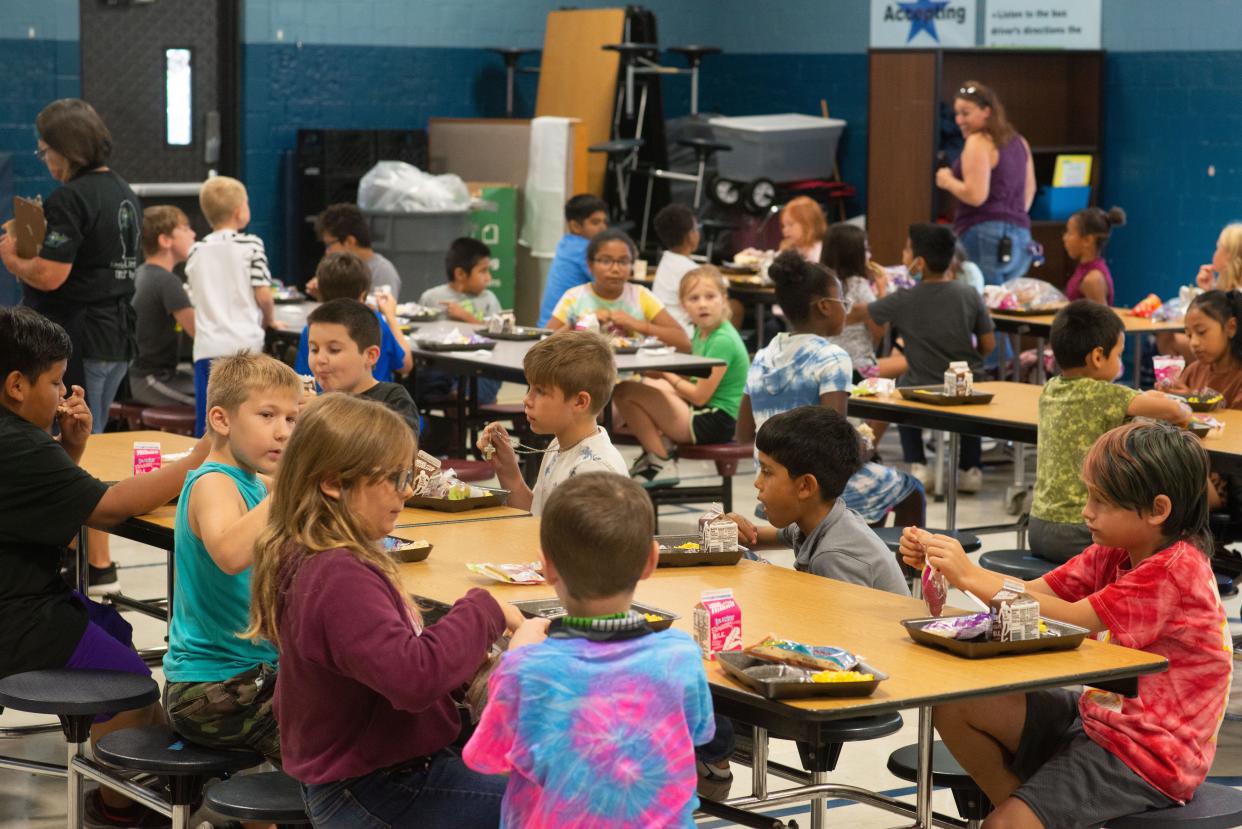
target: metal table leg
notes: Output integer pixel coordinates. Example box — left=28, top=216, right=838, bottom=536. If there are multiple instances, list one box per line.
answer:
left=1133, top=333, right=1143, bottom=387
left=755, top=302, right=768, bottom=350
left=915, top=706, right=935, bottom=828
left=946, top=432, right=960, bottom=533
left=750, top=726, right=769, bottom=799
left=810, top=770, right=829, bottom=829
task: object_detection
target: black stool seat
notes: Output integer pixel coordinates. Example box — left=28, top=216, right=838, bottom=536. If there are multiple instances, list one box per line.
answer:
left=979, top=549, right=1058, bottom=580
left=818, top=712, right=903, bottom=742
left=588, top=138, right=644, bottom=154
left=96, top=726, right=261, bottom=777
left=678, top=136, right=731, bottom=155
left=887, top=742, right=990, bottom=822
left=0, top=670, right=158, bottom=717
left=875, top=527, right=981, bottom=555
left=669, top=45, right=722, bottom=65
left=488, top=47, right=537, bottom=60
left=603, top=42, right=659, bottom=58
left=699, top=218, right=735, bottom=231
left=205, top=771, right=309, bottom=824
left=1108, top=782, right=1242, bottom=828
left=1217, top=573, right=1237, bottom=598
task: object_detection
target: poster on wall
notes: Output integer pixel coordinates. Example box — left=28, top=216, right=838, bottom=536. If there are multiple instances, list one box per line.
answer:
left=871, top=0, right=978, bottom=48
left=984, top=0, right=1101, bottom=49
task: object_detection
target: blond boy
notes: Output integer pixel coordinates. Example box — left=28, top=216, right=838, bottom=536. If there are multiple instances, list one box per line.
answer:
left=478, top=330, right=626, bottom=514
left=185, top=176, right=277, bottom=436
left=163, top=352, right=300, bottom=764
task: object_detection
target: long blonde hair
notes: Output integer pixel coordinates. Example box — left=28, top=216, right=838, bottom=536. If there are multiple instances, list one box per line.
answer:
left=244, top=393, right=417, bottom=649
left=1216, top=223, right=1242, bottom=291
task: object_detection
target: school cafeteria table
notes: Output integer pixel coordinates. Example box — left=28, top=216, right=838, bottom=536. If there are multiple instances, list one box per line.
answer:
left=990, top=307, right=1183, bottom=386
left=393, top=516, right=1166, bottom=829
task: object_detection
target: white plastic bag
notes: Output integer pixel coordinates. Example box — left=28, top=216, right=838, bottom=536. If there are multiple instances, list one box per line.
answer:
left=356, top=161, right=470, bottom=213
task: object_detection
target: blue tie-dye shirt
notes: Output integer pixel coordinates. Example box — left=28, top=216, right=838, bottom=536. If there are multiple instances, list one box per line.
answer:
left=745, top=332, right=853, bottom=425
left=463, top=625, right=714, bottom=828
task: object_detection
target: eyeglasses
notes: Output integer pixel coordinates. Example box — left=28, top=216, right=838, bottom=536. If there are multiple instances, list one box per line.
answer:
left=823, top=296, right=855, bottom=313
left=592, top=257, right=633, bottom=269
left=33, top=147, right=48, bottom=161
left=390, top=467, right=416, bottom=492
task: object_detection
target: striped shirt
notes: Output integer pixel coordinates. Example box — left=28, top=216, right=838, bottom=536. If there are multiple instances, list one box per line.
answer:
left=186, top=230, right=272, bottom=361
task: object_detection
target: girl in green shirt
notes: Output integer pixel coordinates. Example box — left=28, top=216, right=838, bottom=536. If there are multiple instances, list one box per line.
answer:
left=613, top=266, right=750, bottom=487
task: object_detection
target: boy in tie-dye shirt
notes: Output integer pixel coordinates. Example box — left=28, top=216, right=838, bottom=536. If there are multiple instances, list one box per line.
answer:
left=463, top=473, right=715, bottom=828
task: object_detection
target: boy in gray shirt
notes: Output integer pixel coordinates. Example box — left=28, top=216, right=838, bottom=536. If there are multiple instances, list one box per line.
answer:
left=727, top=405, right=909, bottom=596
left=130, top=205, right=197, bottom=406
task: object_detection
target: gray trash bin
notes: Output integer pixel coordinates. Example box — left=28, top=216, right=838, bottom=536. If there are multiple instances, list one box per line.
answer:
left=363, top=210, right=471, bottom=303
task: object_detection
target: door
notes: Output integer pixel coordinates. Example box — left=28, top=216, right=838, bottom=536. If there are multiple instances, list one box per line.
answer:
left=79, top=0, right=241, bottom=236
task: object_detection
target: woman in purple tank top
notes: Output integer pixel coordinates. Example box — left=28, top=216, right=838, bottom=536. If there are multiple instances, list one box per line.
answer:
left=936, top=81, right=1037, bottom=286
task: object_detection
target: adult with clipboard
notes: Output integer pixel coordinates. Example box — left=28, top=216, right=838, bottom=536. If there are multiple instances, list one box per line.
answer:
left=935, top=81, right=1038, bottom=286
left=0, top=98, right=142, bottom=594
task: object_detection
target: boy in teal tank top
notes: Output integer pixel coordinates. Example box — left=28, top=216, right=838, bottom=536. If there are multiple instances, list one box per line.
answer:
left=163, top=352, right=302, bottom=761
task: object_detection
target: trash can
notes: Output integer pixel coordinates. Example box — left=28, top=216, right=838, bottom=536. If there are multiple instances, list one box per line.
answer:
left=708, top=113, right=846, bottom=183
left=363, top=210, right=471, bottom=303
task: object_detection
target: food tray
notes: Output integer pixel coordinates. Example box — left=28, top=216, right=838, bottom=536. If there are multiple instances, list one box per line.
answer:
left=384, top=538, right=433, bottom=563
left=1182, top=398, right=1224, bottom=413
left=415, top=339, right=497, bottom=352
left=474, top=327, right=550, bottom=341
left=655, top=534, right=746, bottom=567
left=612, top=344, right=639, bottom=354
left=992, top=304, right=1064, bottom=317
left=902, top=616, right=1089, bottom=658
left=406, top=487, right=508, bottom=512
left=899, top=386, right=995, bottom=406
left=721, top=261, right=760, bottom=274
left=412, top=595, right=452, bottom=624
left=1188, top=420, right=1213, bottom=439
left=717, top=652, right=887, bottom=699
left=512, top=598, right=679, bottom=632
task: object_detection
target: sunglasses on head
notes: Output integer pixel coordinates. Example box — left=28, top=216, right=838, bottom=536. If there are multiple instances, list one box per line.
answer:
left=957, top=85, right=991, bottom=106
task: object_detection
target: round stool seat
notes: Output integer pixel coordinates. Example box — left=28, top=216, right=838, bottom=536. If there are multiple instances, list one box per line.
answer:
left=698, top=218, right=735, bottom=232
left=205, top=771, right=309, bottom=824
left=488, top=46, right=537, bottom=60
left=602, top=42, right=659, bottom=58
left=887, top=741, right=975, bottom=789
left=1217, top=573, right=1237, bottom=598
left=676, top=442, right=753, bottom=462
left=1108, top=782, right=1242, bottom=828
left=440, top=458, right=494, bottom=483
left=0, top=670, right=158, bottom=717
left=874, top=527, right=981, bottom=555
left=818, top=711, right=903, bottom=743
left=141, top=405, right=196, bottom=436
left=669, top=45, right=722, bottom=65
left=677, top=136, right=732, bottom=156
left=979, top=549, right=1058, bottom=580
left=588, top=138, right=645, bottom=155
left=96, top=726, right=261, bottom=777
left=108, top=400, right=147, bottom=431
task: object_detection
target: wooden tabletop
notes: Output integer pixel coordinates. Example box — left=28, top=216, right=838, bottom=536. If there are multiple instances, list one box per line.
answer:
left=80, top=430, right=199, bottom=483
left=393, top=517, right=1167, bottom=719
left=991, top=307, right=1184, bottom=336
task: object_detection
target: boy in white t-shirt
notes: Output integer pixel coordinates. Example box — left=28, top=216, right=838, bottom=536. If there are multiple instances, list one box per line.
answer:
left=185, top=176, right=276, bottom=437
left=651, top=203, right=700, bottom=334
left=478, top=330, right=626, bottom=515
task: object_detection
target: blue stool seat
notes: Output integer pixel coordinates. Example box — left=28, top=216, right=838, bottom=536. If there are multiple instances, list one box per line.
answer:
left=1107, top=782, right=1242, bottom=828
left=887, top=742, right=990, bottom=826
left=979, top=549, right=1058, bottom=581
left=205, top=771, right=310, bottom=825
left=875, top=527, right=981, bottom=555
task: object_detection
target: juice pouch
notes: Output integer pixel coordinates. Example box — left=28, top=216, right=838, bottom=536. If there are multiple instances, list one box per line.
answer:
left=922, top=564, right=948, bottom=617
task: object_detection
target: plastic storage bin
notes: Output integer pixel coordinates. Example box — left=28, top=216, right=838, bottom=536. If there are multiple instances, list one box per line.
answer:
left=364, top=210, right=471, bottom=302
left=1029, top=186, right=1091, bottom=221
left=707, top=113, right=846, bottom=182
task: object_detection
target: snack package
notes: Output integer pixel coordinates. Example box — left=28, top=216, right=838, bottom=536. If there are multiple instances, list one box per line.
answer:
left=486, top=312, right=517, bottom=334
left=851, top=377, right=896, bottom=397
left=1153, top=355, right=1185, bottom=388
left=694, top=589, right=743, bottom=659
left=465, top=562, right=545, bottom=585
left=922, top=564, right=949, bottom=617
left=943, top=361, right=973, bottom=397
left=745, top=635, right=859, bottom=672
left=699, top=502, right=739, bottom=553
left=1131, top=293, right=1163, bottom=318
left=921, top=612, right=991, bottom=640
left=989, top=581, right=1040, bottom=642
left=133, top=441, right=161, bottom=476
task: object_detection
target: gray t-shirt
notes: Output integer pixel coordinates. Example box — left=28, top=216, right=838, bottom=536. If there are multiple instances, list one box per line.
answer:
left=131, top=262, right=191, bottom=379
left=868, top=278, right=994, bottom=386
left=417, top=284, right=502, bottom=321
left=777, top=499, right=909, bottom=596
left=367, top=251, right=402, bottom=298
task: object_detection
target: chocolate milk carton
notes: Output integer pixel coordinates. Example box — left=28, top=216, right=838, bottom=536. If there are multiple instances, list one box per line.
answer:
left=699, top=502, right=739, bottom=553
left=943, top=361, right=973, bottom=397
left=989, top=580, right=1040, bottom=642
left=132, top=442, right=161, bottom=476
left=694, top=588, right=743, bottom=659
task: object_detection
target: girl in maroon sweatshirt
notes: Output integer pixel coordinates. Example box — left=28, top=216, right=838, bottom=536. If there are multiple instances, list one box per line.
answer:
left=245, top=393, right=532, bottom=828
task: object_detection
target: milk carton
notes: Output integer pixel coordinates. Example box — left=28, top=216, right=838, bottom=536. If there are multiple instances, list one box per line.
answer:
left=133, top=442, right=162, bottom=476
left=693, top=588, right=743, bottom=659
left=699, top=502, right=739, bottom=553
left=989, top=580, right=1041, bottom=642
left=943, top=361, right=973, bottom=397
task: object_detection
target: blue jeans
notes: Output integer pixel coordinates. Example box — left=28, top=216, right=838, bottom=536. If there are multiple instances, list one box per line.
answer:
left=300, top=749, right=505, bottom=829
left=82, top=359, right=128, bottom=434
left=193, top=358, right=212, bottom=437
left=959, top=220, right=1034, bottom=287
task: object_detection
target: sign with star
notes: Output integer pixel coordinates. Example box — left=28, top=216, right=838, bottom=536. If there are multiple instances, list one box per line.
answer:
left=984, top=0, right=1100, bottom=49
left=871, top=0, right=977, bottom=48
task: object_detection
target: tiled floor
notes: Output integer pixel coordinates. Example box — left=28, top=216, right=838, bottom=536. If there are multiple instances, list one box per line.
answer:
left=2, top=424, right=1240, bottom=828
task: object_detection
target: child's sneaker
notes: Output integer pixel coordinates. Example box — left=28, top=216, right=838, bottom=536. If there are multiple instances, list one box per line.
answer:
left=83, top=789, right=170, bottom=828
left=696, top=759, right=733, bottom=802
left=631, top=454, right=679, bottom=488
left=86, top=563, right=122, bottom=596
left=910, top=463, right=934, bottom=490
left=958, top=467, right=983, bottom=494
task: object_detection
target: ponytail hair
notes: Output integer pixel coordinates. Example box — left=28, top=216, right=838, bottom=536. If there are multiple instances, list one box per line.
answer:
left=1187, top=289, right=1242, bottom=364
left=1071, top=206, right=1127, bottom=254
left=1083, top=421, right=1211, bottom=556
left=768, top=250, right=839, bottom=325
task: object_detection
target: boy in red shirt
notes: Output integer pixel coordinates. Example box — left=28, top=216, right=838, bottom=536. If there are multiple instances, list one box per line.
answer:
left=901, top=420, right=1231, bottom=828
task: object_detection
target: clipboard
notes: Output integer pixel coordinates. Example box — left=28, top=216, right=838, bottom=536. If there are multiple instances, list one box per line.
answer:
left=10, top=196, right=47, bottom=258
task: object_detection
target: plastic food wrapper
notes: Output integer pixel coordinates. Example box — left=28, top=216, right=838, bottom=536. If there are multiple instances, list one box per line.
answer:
left=466, top=561, right=545, bottom=585
left=1131, top=293, right=1163, bottom=318
left=745, top=635, right=860, bottom=672
left=984, top=277, right=1067, bottom=312
left=1151, top=285, right=1202, bottom=323
left=1193, top=415, right=1225, bottom=434
left=921, top=612, right=991, bottom=640
left=426, top=326, right=492, bottom=347
left=1153, top=354, right=1186, bottom=388
left=922, top=564, right=949, bottom=617
left=356, top=161, right=470, bottom=212
left=851, top=377, right=896, bottom=397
